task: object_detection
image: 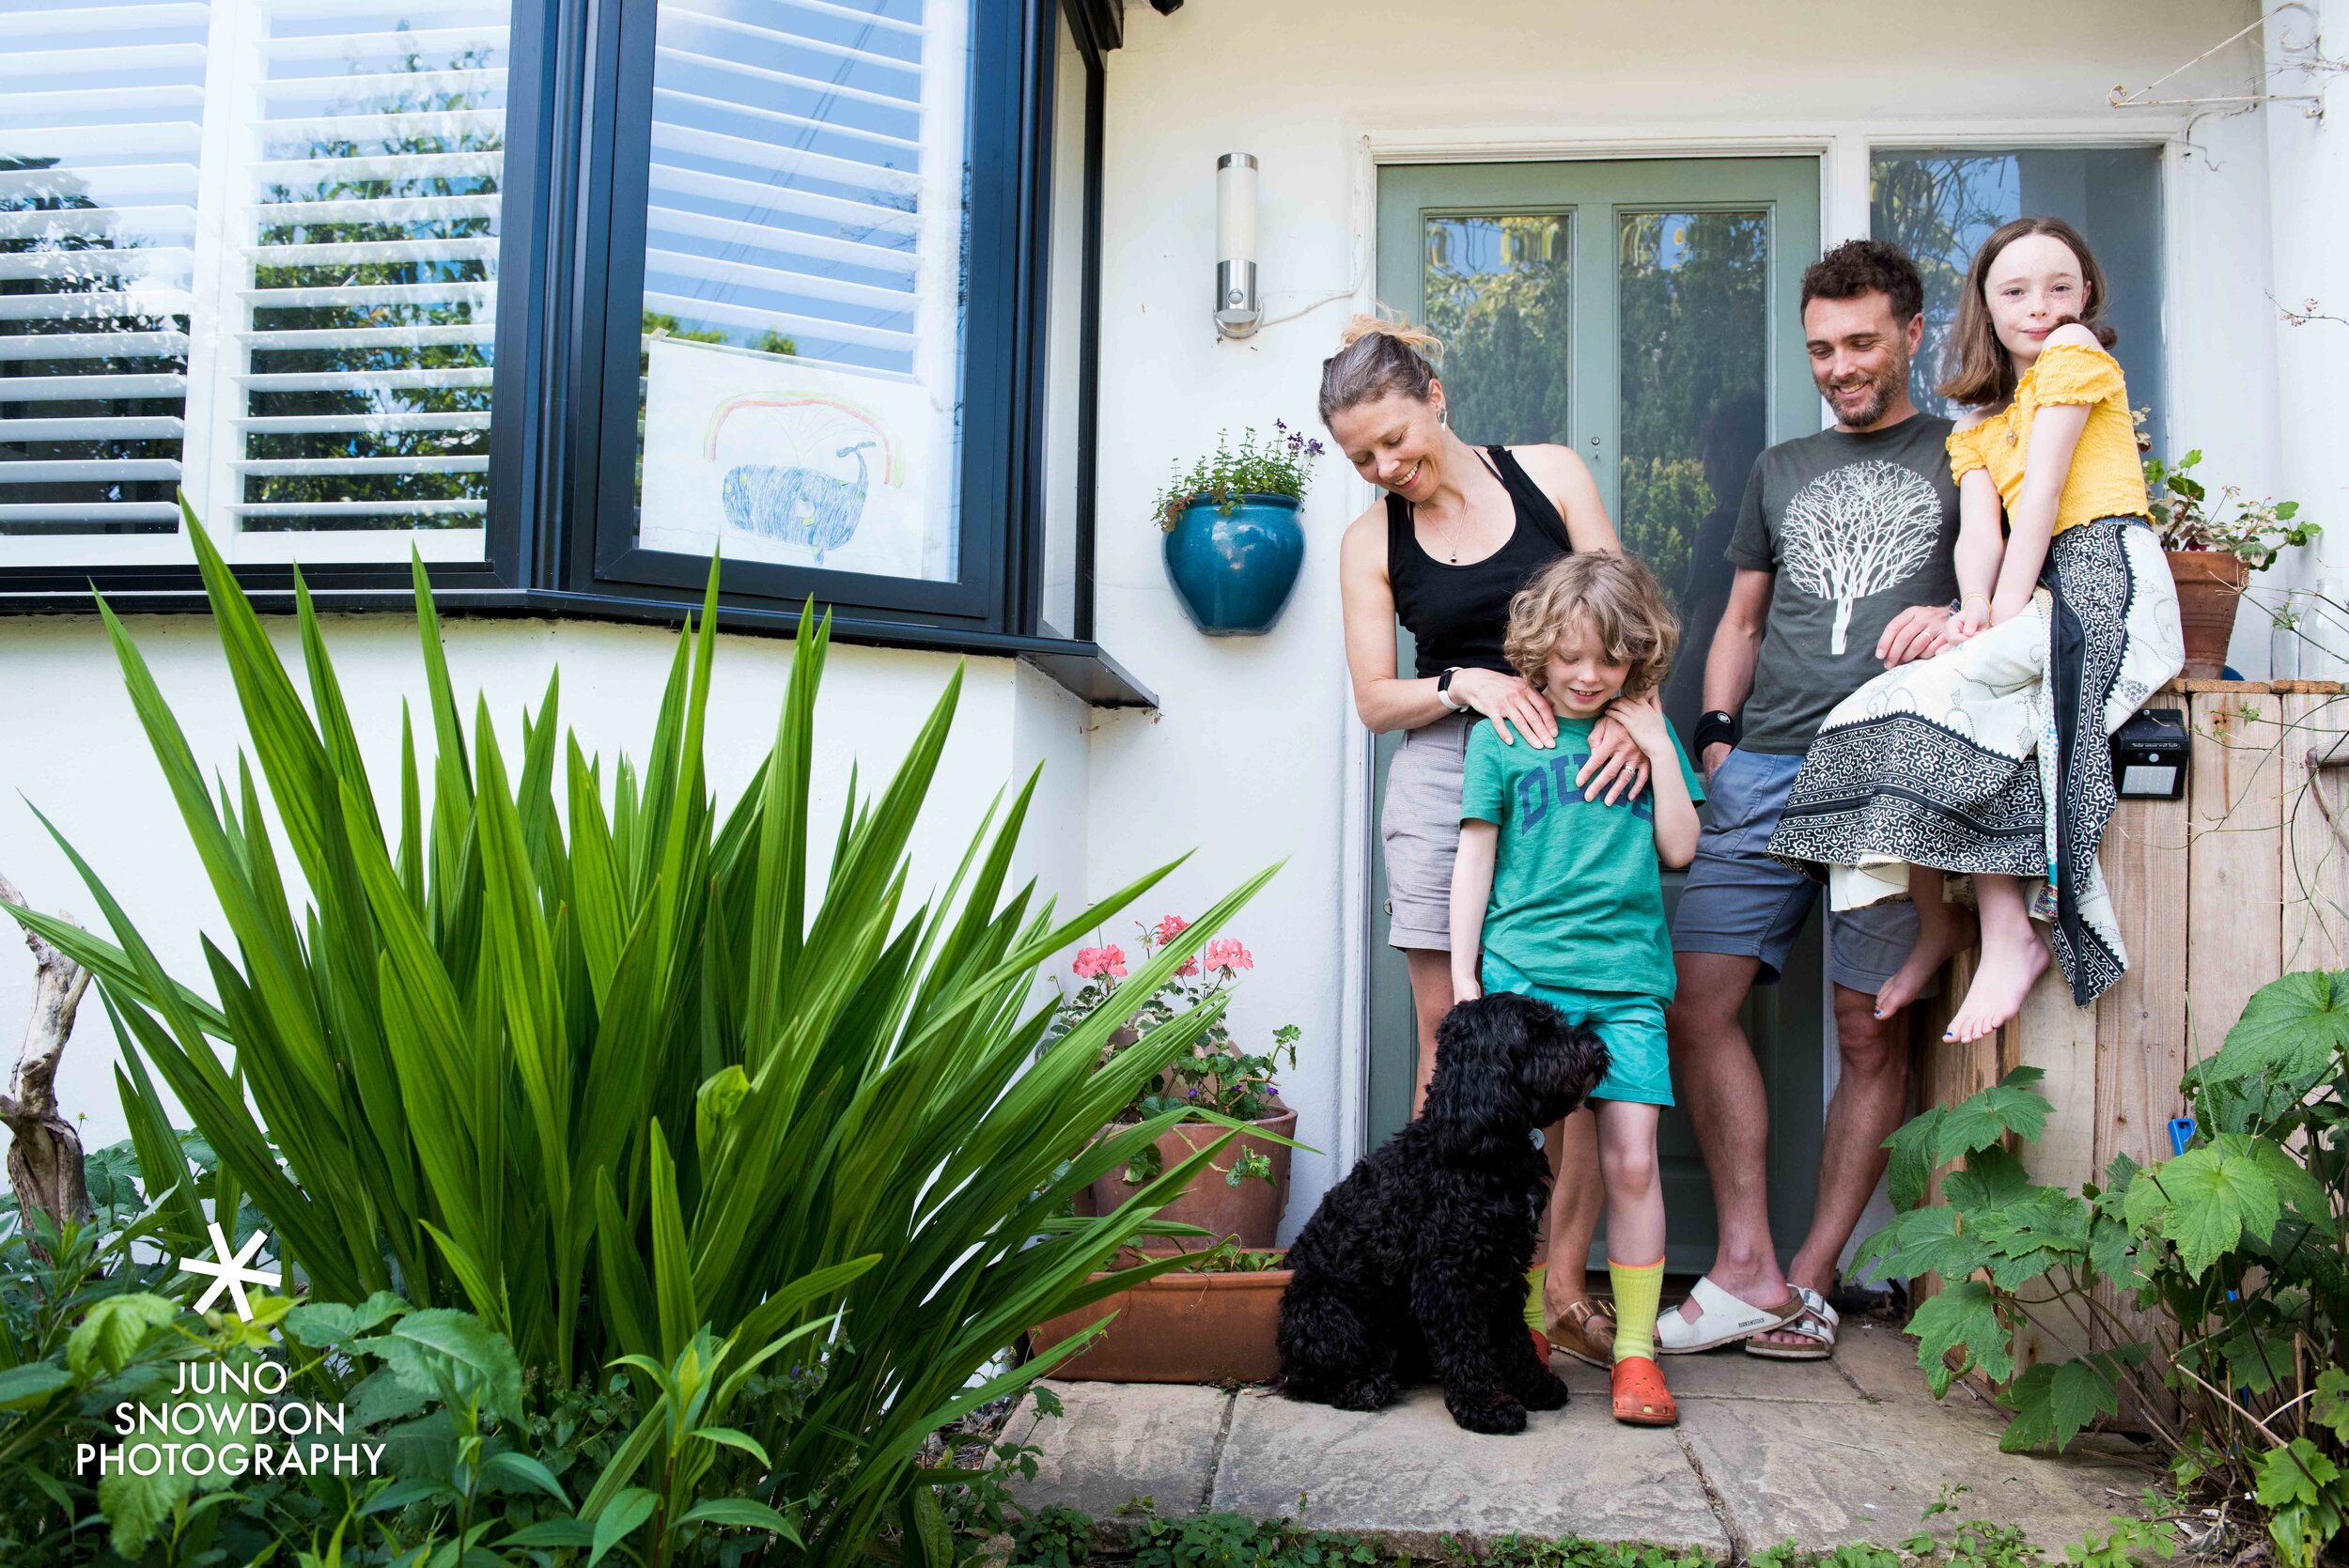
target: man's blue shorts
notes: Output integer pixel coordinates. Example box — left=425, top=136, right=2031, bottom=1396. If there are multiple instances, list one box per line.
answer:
left=1482, top=952, right=1674, bottom=1107
left=1670, top=747, right=1930, bottom=997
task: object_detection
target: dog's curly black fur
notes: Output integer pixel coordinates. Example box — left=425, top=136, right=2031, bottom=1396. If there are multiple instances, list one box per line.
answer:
left=1276, top=993, right=1609, bottom=1434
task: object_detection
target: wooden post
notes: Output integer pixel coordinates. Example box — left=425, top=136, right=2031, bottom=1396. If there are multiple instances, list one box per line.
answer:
left=0, top=871, right=94, bottom=1239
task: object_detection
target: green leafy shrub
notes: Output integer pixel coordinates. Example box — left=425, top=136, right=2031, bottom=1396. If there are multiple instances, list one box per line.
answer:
left=1854, top=970, right=2346, bottom=1566
left=4, top=506, right=1276, bottom=1565
left=1155, top=423, right=1325, bottom=528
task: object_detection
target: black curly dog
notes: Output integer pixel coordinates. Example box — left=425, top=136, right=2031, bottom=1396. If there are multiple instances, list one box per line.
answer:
left=1276, top=992, right=1609, bottom=1434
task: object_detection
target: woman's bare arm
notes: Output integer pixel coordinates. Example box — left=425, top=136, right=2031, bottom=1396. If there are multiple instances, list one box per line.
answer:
left=1340, top=503, right=1560, bottom=742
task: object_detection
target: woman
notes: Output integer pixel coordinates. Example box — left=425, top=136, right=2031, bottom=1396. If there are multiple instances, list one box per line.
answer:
left=1322, top=314, right=1646, bottom=1363
left=1766, top=218, right=2185, bottom=1040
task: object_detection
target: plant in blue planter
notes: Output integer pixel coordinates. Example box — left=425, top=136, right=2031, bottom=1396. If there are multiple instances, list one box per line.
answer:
left=1156, top=421, right=1323, bottom=636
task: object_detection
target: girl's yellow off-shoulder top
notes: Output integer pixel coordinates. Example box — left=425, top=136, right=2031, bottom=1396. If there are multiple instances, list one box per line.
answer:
left=1945, top=341, right=2150, bottom=536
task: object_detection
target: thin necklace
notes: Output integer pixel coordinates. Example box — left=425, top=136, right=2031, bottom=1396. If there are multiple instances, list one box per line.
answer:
left=1415, top=503, right=1462, bottom=563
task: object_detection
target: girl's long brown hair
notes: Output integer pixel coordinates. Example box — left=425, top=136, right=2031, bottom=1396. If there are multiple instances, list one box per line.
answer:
left=1937, top=216, right=2118, bottom=409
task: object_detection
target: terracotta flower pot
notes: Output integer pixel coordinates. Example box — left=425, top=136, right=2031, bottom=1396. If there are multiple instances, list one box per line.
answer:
left=2168, top=550, right=2251, bottom=680
left=1030, top=1256, right=1289, bottom=1383
left=1089, top=1105, right=1297, bottom=1252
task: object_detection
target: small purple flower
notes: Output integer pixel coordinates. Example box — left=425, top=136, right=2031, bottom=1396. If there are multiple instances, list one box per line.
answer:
left=1274, top=418, right=1286, bottom=431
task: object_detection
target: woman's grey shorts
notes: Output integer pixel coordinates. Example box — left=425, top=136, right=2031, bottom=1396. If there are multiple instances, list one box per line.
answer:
left=1380, top=712, right=1476, bottom=952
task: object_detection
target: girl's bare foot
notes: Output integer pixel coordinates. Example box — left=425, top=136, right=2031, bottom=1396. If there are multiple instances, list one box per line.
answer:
left=1943, top=917, right=2048, bottom=1042
left=1875, top=902, right=1978, bottom=1019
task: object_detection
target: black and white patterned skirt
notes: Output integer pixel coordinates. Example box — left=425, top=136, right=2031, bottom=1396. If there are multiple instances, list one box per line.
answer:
left=1765, top=518, right=2185, bottom=1005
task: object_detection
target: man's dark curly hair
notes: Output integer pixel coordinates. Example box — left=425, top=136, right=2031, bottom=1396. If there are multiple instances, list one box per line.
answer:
left=1800, top=238, right=1925, bottom=325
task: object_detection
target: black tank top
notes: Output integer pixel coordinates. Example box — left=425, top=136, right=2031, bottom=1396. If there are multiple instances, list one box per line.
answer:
left=1388, top=445, right=1575, bottom=679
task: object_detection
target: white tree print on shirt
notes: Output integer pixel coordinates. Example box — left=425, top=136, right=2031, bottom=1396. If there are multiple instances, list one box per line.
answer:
left=1779, top=459, right=1942, bottom=654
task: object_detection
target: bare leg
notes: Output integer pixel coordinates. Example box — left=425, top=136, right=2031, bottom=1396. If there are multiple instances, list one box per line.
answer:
left=1873, top=868, right=1977, bottom=1019
left=1663, top=951, right=1790, bottom=1320
left=1595, top=1100, right=1665, bottom=1265
left=1404, top=948, right=1455, bottom=1117
left=1944, top=874, right=2049, bottom=1043
left=1750, top=985, right=1910, bottom=1351
left=1538, top=1107, right=1602, bottom=1331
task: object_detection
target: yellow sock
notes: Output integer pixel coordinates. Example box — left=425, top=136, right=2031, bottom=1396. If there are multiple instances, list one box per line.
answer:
left=1608, top=1257, right=1666, bottom=1364
left=1523, top=1264, right=1548, bottom=1333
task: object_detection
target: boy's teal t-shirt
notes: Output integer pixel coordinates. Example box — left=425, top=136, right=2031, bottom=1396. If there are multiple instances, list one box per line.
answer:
left=1459, top=715, right=1705, bottom=1000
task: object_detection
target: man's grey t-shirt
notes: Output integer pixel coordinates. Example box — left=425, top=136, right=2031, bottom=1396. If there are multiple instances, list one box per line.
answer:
left=1727, top=414, right=1962, bottom=754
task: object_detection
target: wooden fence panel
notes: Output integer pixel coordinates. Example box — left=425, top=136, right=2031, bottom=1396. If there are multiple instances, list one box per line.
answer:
left=1903, top=681, right=2344, bottom=1426
left=2186, top=685, right=2286, bottom=1062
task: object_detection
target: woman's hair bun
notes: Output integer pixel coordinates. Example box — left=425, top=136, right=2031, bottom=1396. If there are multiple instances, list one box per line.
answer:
left=1336, top=312, right=1444, bottom=361
left=1319, top=312, right=1445, bottom=423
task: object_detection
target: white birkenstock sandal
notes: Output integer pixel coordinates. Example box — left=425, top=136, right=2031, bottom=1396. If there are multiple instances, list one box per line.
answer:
left=1654, top=1274, right=1806, bottom=1355
left=1743, top=1285, right=1838, bottom=1360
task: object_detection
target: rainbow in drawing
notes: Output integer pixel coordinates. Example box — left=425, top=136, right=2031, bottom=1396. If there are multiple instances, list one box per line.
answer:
left=702, top=394, right=905, bottom=488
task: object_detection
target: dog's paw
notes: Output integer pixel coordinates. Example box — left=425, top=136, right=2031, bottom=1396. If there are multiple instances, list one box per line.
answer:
left=1517, top=1370, right=1569, bottom=1411
left=1330, top=1376, right=1395, bottom=1411
left=1447, top=1396, right=1528, bottom=1435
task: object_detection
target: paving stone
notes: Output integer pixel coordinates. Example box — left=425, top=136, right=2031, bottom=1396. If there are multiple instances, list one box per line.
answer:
left=1616, top=1345, right=1869, bottom=1405
left=1007, top=1381, right=1234, bottom=1525
left=1678, top=1393, right=2155, bottom=1554
left=1828, top=1320, right=1936, bottom=1404
left=1207, top=1384, right=1731, bottom=1557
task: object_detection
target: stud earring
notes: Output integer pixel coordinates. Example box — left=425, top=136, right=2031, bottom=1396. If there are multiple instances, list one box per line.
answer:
left=1437, top=405, right=1449, bottom=427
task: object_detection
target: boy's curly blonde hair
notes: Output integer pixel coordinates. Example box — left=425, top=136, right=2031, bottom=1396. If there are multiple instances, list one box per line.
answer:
left=1503, top=552, right=1679, bottom=700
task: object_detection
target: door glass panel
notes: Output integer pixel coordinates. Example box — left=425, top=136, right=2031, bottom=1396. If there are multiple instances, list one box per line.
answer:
left=1420, top=214, right=1571, bottom=445
left=1870, top=147, right=2165, bottom=458
left=1616, top=210, right=1770, bottom=740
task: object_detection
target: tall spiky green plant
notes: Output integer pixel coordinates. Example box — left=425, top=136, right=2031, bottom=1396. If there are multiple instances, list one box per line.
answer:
left=8, top=504, right=1275, bottom=1561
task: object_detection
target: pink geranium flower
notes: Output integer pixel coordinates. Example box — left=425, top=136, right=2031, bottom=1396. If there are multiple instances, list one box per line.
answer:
left=1071, top=947, right=1107, bottom=979
left=1176, top=957, right=1199, bottom=978
left=1206, top=939, right=1253, bottom=973
left=1155, top=914, right=1190, bottom=945
left=1100, top=943, right=1128, bottom=977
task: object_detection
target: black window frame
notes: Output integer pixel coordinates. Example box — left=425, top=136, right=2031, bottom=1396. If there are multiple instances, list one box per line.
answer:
left=0, top=0, right=1144, bottom=704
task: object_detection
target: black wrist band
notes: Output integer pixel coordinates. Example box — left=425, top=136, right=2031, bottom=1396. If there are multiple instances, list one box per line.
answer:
left=1693, top=709, right=1739, bottom=753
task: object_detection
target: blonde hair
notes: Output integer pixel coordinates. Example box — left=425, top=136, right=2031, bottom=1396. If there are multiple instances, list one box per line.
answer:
left=1318, top=312, right=1444, bottom=424
left=1503, top=553, right=1679, bottom=700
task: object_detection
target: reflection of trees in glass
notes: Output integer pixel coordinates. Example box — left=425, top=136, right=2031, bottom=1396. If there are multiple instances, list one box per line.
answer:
left=245, top=43, right=504, bottom=528
left=0, top=156, right=186, bottom=533
left=1421, top=216, right=1571, bottom=448
left=1617, top=211, right=1767, bottom=610
left=1869, top=154, right=2016, bottom=418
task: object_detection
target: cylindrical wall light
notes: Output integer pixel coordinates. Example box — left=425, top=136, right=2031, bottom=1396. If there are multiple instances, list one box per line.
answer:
left=1215, top=152, right=1260, bottom=338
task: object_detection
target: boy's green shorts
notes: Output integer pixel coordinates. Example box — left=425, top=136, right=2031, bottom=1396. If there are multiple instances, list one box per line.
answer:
left=1480, top=952, right=1674, bottom=1108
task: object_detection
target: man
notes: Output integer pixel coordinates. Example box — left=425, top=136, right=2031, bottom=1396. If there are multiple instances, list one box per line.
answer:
left=1658, top=239, right=1971, bottom=1360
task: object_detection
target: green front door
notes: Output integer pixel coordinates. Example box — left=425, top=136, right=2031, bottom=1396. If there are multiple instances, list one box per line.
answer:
left=1368, top=157, right=1827, bottom=1271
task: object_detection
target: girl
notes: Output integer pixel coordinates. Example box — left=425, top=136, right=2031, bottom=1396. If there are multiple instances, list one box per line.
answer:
left=1322, top=314, right=1645, bottom=1366
left=1766, top=218, right=2185, bottom=1040
left=1448, top=551, right=1703, bottom=1426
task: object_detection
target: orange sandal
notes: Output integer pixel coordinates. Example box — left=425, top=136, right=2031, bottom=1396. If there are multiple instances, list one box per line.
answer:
left=1610, top=1355, right=1678, bottom=1426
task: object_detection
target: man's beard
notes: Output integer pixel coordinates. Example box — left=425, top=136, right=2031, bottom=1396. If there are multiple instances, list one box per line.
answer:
left=1819, top=360, right=1908, bottom=427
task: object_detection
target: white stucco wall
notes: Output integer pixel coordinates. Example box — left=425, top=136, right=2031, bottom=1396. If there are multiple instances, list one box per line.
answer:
left=2265, top=0, right=2349, bottom=633
left=1085, top=0, right=2280, bottom=1240
left=0, top=612, right=1078, bottom=1160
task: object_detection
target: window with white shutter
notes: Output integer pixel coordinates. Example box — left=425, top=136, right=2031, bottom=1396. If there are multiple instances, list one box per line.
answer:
left=626, top=0, right=970, bottom=585
left=211, top=0, right=511, bottom=558
left=0, top=3, right=208, bottom=553
left=0, top=0, right=515, bottom=569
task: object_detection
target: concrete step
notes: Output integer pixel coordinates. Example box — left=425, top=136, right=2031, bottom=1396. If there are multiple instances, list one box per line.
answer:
left=1003, top=1323, right=2156, bottom=1560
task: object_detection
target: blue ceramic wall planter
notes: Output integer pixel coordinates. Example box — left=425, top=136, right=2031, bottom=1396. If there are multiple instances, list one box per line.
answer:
left=1161, top=493, right=1305, bottom=636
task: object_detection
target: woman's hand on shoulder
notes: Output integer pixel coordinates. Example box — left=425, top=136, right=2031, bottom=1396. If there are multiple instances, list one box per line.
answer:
left=1509, top=443, right=1621, bottom=553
